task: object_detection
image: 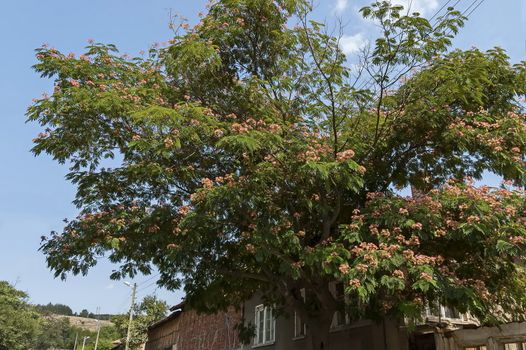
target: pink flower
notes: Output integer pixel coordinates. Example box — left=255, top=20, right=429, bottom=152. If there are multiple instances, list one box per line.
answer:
left=231, top=123, right=248, bottom=134
left=393, top=269, right=404, bottom=279
left=178, top=206, right=190, bottom=216
left=201, top=178, right=214, bottom=189
left=467, top=215, right=480, bottom=223
left=420, top=272, right=433, bottom=282
left=356, top=263, right=368, bottom=272
left=434, top=229, right=446, bottom=237
left=510, top=236, right=525, bottom=245
left=189, top=192, right=204, bottom=202
left=336, top=149, right=355, bottom=162
left=411, top=222, right=423, bottom=230
left=339, top=263, right=350, bottom=274
left=407, top=236, right=420, bottom=246
left=349, top=278, right=361, bottom=287
left=268, top=124, right=281, bottom=133
left=164, top=137, right=174, bottom=148
left=69, top=79, right=80, bottom=87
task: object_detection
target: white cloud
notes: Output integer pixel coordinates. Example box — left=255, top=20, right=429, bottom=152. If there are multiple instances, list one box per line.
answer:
left=333, top=0, right=350, bottom=14
left=339, top=33, right=367, bottom=55
left=105, top=283, right=115, bottom=290
left=390, top=0, right=439, bottom=16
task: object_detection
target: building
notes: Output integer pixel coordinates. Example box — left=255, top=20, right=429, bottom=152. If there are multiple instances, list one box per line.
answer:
left=434, top=322, right=526, bottom=350
left=241, top=294, right=409, bottom=350
left=145, top=297, right=526, bottom=350
left=145, top=302, right=241, bottom=350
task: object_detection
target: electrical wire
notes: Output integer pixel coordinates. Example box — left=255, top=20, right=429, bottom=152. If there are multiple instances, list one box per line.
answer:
left=429, top=0, right=454, bottom=21
left=136, top=280, right=158, bottom=295
left=464, top=0, right=485, bottom=18
left=356, top=0, right=458, bottom=90
left=136, top=272, right=160, bottom=288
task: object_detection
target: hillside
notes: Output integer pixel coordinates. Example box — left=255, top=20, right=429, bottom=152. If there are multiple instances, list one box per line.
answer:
left=52, top=315, right=114, bottom=332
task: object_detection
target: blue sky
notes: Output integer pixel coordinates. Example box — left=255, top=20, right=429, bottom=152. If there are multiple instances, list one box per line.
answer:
left=0, top=0, right=525, bottom=315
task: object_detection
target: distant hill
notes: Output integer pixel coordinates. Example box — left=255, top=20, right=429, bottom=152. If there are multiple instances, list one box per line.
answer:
left=35, top=303, right=116, bottom=320
left=51, top=314, right=114, bottom=332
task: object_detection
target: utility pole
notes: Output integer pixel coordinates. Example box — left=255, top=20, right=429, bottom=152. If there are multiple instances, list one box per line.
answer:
left=73, top=333, right=78, bottom=350
left=94, top=306, right=101, bottom=350
left=124, top=282, right=137, bottom=350
left=81, top=336, right=90, bottom=350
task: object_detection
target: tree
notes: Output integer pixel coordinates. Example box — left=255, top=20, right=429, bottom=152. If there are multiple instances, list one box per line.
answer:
left=79, top=309, right=90, bottom=318
left=33, top=317, right=74, bottom=350
left=29, top=1, right=526, bottom=349
left=0, top=281, right=40, bottom=350
left=35, top=302, right=74, bottom=316
left=112, top=295, right=168, bottom=349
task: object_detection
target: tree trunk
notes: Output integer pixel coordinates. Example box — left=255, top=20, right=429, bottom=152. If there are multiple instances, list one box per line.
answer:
left=307, top=314, right=332, bottom=350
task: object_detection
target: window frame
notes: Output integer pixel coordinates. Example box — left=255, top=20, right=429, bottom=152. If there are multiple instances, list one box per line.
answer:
left=503, top=341, right=526, bottom=350
left=329, top=282, right=351, bottom=329
left=253, top=304, right=276, bottom=347
left=293, top=311, right=307, bottom=339
left=293, top=288, right=307, bottom=339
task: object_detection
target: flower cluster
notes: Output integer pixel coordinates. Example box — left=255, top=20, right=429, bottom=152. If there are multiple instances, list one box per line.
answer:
left=336, top=149, right=355, bottom=162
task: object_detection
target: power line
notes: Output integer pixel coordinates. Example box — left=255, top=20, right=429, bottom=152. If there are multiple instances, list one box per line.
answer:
left=432, top=0, right=461, bottom=27
left=136, top=280, right=158, bottom=295
left=464, top=0, right=485, bottom=18
left=429, top=0, right=454, bottom=22
left=355, top=1, right=459, bottom=90
left=136, top=272, right=160, bottom=288
left=461, top=0, right=481, bottom=16
left=116, top=290, right=134, bottom=314
left=384, top=0, right=485, bottom=88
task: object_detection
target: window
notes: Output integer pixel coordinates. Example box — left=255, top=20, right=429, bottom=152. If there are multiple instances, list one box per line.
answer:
left=294, top=311, right=307, bottom=338
left=464, top=346, right=486, bottom=350
left=254, top=305, right=275, bottom=346
left=425, top=301, right=463, bottom=320
left=443, top=305, right=460, bottom=319
left=329, top=282, right=350, bottom=328
left=504, top=342, right=526, bottom=350
left=293, top=289, right=307, bottom=338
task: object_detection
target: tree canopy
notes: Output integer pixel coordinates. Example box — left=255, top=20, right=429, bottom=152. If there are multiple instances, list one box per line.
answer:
left=0, top=281, right=40, bottom=350
left=35, top=302, right=74, bottom=316
left=29, top=1, right=526, bottom=349
left=112, top=295, right=168, bottom=349
left=0, top=281, right=121, bottom=350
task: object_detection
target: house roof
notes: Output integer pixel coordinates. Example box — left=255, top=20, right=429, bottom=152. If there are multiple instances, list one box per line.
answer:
left=148, top=309, right=182, bottom=330
left=169, top=301, right=185, bottom=312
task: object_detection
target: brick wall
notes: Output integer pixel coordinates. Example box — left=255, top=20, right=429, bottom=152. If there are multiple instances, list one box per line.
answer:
left=146, top=307, right=242, bottom=350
